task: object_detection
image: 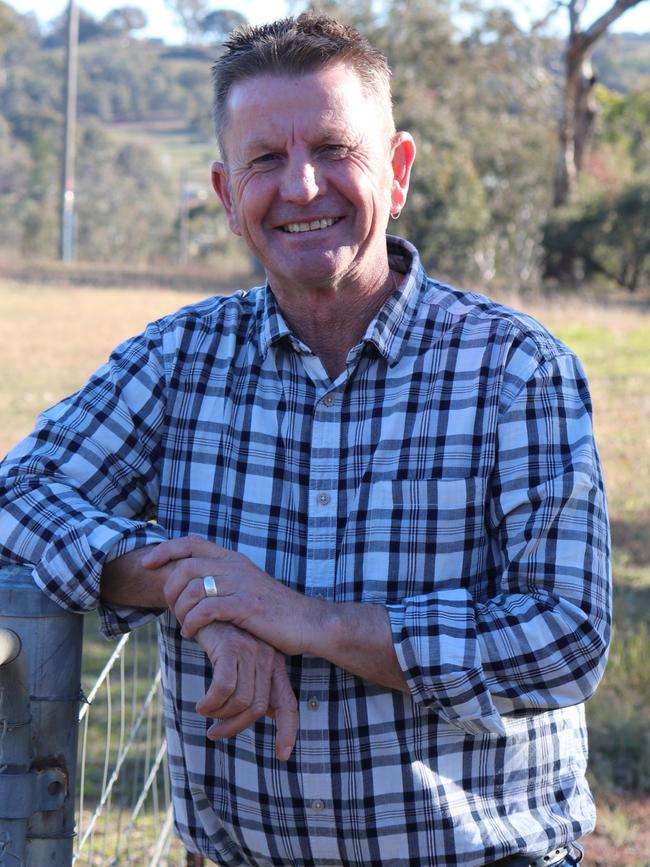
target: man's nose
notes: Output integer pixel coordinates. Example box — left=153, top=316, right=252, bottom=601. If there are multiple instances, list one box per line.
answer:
left=280, top=158, right=322, bottom=203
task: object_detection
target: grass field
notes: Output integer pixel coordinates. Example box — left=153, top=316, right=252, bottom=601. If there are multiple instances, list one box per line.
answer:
left=1, top=268, right=649, bottom=865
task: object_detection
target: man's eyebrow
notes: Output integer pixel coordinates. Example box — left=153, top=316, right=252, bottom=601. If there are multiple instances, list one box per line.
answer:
left=240, top=137, right=280, bottom=155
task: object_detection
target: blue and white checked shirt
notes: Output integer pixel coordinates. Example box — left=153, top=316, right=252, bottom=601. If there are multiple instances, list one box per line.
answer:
left=0, top=238, right=611, bottom=866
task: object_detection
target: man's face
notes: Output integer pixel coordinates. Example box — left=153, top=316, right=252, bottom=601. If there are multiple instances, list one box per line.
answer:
left=212, top=63, right=413, bottom=295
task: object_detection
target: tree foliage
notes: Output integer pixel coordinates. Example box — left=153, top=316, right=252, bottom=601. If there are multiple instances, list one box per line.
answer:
left=200, top=9, right=248, bottom=42
left=103, top=6, right=148, bottom=34
left=542, top=82, right=650, bottom=291
left=164, top=0, right=209, bottom=42
left=544, top=181, right=650, bottom=291
left=0, top=0, right=648, bottom=289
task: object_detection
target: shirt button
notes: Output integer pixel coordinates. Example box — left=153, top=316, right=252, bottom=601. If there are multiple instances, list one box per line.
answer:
left=311, top=799, right=325, bottom=811
left=322, top=395, right=335, bottom=406
left=317, top=492, right=331, bottom=506
left=307, top=697, right=320, bottom=710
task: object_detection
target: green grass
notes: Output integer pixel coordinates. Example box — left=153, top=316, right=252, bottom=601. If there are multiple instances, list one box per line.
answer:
left=2, top=272, right=649, bottom=865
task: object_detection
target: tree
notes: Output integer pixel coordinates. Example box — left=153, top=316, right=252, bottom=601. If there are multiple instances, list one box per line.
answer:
left=103, top=6, right=148, bottom=35
left=553, top=0, right=650, bottom=207
left=164, top=0, right=209, bottom=42
left=543, top=182, right=650, bottom=291
left=75, top=124, right=176, bottom=263
left=43, top=8, right=112, bottom=46
left=200, top=9, right=247, bottom=42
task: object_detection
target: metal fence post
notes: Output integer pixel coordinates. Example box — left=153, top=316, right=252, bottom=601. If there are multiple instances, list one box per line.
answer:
left=0, top=565, right=83, bottom=866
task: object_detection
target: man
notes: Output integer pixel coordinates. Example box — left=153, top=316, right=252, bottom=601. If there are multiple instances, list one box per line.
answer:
left=0, top=14, right=610, bottom=867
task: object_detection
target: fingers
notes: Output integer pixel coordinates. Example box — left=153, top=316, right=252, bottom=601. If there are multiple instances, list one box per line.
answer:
left=192, top=623, right=298, bottom=761
left=162, top=555, right=238, bottom=611
left=180, top=596, right=241, bottom=637
left=196, top=642, right=255, bottom=717
left=269, top=654, right=299, bottom=761
left=204, top=650, right=273, bottom=741
left=142, top=535, right=232, bottom=569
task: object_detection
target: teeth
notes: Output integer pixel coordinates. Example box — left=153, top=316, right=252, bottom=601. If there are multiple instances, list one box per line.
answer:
left=283, top=218, right=338, bottom=233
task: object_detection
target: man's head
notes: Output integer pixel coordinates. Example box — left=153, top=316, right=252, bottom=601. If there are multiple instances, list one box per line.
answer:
left=211, top=13, right=395, bottom=157
left=209, top=14, right=415, bottom=298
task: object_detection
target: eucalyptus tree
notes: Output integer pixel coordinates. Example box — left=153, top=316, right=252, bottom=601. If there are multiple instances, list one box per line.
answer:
left=553, top=0, right=649, bottom=206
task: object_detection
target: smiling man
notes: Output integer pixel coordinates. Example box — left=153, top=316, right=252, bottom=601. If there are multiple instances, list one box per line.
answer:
left=0, top=14, right=610, bottom=867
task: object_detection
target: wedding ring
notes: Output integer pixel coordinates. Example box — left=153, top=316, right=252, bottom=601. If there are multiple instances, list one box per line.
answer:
left=202, top=575, right=218, bottom=597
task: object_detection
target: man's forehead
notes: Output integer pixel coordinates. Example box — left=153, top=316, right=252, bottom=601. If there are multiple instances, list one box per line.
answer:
left=226, top=63, right=367, bottom=112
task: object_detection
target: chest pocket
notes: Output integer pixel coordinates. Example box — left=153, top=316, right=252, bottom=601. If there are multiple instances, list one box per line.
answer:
left=343, top=476, right=487, bottom=603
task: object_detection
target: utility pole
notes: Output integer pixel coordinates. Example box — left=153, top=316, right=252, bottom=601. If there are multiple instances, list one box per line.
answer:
left=59, top=0, right=79, bottom=262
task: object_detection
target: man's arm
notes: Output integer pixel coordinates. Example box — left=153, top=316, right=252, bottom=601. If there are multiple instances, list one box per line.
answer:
left=101, top=547, right=298, bottom=759
left=149, top=537, right=410, bottom=693
left=155, top=349, right=611, bottom=735
left=0, top=324, right=170, bottom=635
left=101, top=546, right=169, bottom=608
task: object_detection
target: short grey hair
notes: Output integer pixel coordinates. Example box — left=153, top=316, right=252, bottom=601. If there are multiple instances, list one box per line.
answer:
left=211, top=13, right=394, bottom=157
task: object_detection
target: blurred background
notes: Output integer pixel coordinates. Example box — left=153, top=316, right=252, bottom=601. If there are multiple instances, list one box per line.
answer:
left=1, top=0, right=649, bottom=291
left=0, top=1, right=649, bottom=864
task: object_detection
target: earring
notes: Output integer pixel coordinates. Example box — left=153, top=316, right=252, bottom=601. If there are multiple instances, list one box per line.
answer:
left=390, top=208, right=402, bottom=221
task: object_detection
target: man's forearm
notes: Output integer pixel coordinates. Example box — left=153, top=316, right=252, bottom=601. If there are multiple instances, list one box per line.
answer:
left=100, top=545, right=169, bottom=608
left=305, top=599, right=410, bottom=695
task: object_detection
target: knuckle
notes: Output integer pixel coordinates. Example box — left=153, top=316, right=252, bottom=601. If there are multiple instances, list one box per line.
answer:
left=250, top=697, right=269, bottom=718
left=228, top=695, right=249, bottom=715
left=215, top=673, right=237, bottom=698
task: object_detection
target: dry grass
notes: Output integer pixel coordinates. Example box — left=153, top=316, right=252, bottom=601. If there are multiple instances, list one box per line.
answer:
left=0, top=279, right=208, bottom=456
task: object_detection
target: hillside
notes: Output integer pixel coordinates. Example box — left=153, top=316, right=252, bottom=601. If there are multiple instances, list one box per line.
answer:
left=0, top=0, right=648, bottom=287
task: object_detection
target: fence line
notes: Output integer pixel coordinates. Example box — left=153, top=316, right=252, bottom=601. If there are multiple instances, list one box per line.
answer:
left=73, top=619, right=186, bottom=866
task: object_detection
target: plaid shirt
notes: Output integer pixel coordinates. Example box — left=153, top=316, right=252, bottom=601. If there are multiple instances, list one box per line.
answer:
left=0, top=238, right=610, bottom=866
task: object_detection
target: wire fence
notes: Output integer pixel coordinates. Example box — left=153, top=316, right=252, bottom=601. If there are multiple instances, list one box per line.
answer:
left=73, top=619, right=188, bottom=866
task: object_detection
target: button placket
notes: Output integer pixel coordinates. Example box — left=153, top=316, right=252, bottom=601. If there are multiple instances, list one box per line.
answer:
left=300, top=393, right=339, bottom=839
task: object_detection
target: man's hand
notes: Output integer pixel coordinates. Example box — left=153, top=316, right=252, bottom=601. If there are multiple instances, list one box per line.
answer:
left=193, top=622, right=298, bottom=761
left=102, top=543, right=298, bottom=760
left=144, top=536, right=314, bottom=657
left=144, top=535, right=411, bottom=697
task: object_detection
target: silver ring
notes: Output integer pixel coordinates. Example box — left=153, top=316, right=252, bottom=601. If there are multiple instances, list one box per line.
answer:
left=202, top=575, right=218, bottom=597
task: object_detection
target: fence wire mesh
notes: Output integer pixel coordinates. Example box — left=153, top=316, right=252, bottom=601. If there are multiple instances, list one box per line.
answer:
left=73, top=618, right=188, bottom=866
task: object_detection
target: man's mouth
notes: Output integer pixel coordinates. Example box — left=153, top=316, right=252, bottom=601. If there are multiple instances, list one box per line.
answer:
left=279, top=217, right=342, bottom=234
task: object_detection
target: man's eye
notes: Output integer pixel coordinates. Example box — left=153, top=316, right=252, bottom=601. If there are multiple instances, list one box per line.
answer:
left=321, top=145, right=348, bottom=158
left=252, top=153, right=279, bottom=165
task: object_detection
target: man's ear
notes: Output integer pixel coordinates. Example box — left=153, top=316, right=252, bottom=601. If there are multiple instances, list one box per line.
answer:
left=211, top=160, right=241, bottom=236
left=389, top=132, right=416, bottom=217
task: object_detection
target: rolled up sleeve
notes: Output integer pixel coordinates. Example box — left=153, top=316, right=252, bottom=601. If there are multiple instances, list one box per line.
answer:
left=0, top=323, right=170, bottom=636
left=387, top=348, right=611, bottom=734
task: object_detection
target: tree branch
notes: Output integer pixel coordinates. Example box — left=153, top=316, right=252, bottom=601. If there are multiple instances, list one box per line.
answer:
left=579, top=0, right=647, bottom=52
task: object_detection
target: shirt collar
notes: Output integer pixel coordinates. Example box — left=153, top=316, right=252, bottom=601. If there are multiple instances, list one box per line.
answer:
left=256, top=236, right=426, bottom=365
left=359, top=235, right=424, bottom=367
left=257, top=286, right=293, bottom=360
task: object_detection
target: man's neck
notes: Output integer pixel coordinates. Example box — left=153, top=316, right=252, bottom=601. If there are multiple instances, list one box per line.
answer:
left=271, top=269, right=400, bottom=380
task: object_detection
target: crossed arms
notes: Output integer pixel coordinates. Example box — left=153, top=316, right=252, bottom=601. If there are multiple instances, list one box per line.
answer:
left=101, top=536, right=410, bottom=760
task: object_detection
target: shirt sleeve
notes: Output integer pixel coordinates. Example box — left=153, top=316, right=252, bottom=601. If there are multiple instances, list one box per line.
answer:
left=386, top=344, right=612, bottom=735
left=0, top=322, right=170, bottom=638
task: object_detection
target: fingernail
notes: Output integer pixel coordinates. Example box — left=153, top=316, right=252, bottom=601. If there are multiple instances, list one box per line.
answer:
left=277, top=747, right=292, bottom=761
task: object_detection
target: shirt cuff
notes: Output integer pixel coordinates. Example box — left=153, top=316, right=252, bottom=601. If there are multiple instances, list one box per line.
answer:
left=33, top=518, right=168, bottom=638
left=387, top=591, right=506, bottom=736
